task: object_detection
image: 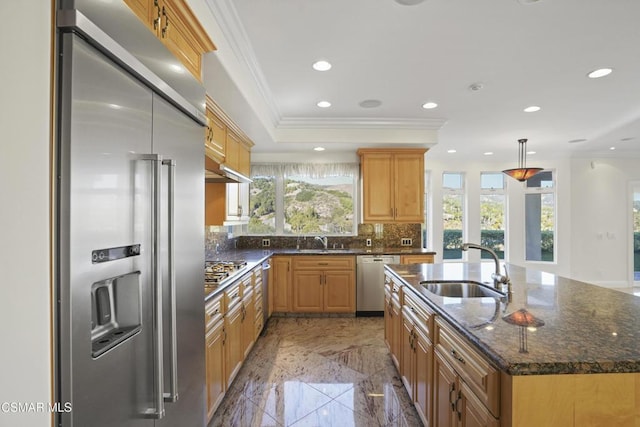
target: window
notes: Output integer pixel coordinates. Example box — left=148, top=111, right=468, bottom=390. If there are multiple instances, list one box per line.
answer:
left=423, top=170, right=430, bottom=248
left=480, top=173, right=506, bottom=260
left=525, top=170, right=555, bottom=262
left=248, top=163, right=358, bottom=236
left=248, top=175, right=276, bottom=234
left=443, top=172, right=465, bottom=259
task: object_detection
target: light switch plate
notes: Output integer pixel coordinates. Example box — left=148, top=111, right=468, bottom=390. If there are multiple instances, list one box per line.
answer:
left=366, top=238, right=372, bottom=247
left=401, top=238, right=412, bottom=246
left=262, top=239, right=270, bottom=247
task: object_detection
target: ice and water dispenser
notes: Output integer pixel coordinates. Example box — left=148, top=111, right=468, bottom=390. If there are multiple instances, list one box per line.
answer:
left=90, top=244, right=143, bottom=358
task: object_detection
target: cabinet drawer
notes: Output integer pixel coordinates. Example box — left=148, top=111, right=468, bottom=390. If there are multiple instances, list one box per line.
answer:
left=293, top=256, right=355, bottom=270
left=403, top=289, right=434, bottom=339
left=400, top=254, right=434, bottom=264
left=224, top=281, right=242, bottom=311
left=435, top=318, right=500, bottom=417
left=384, top=274, right=402, bottom=295
left=205, top=294, right=223, bottom=330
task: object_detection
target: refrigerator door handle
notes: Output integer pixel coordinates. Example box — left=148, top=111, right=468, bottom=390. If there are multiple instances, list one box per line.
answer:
left=162, top=158, right=179, bottom=403
left=142, top=154, right=166, bottom=419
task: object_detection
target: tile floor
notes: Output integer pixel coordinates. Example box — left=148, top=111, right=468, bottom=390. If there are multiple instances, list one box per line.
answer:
left=208, top=317, right=422, bottom=427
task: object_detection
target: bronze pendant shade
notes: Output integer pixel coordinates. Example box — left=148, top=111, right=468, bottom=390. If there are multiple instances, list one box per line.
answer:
left=502, top=138, right=543, bottom=182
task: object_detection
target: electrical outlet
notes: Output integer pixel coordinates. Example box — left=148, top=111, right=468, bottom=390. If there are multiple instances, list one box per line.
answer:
left=366, top=238, right=372, bottom=247
left=262, top=238, right=270, bottom=247
left=401, top=238, right=412, bottom=246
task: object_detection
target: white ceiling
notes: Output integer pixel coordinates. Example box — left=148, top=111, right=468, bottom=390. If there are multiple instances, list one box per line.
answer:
left=198, top=0, right=640, bottom=161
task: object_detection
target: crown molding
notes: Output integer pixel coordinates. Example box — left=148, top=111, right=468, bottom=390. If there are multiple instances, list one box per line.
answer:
left=205, top=0, right=282, bottom=127
left=277, top=117, right=447, bottom=130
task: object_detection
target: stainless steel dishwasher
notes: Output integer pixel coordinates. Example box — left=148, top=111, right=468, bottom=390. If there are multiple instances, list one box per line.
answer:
left=356, top=255, right=400, bottom=316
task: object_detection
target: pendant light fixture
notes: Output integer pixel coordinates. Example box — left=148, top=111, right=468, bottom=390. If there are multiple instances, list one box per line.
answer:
left=502, top=138, right=543, bottom=182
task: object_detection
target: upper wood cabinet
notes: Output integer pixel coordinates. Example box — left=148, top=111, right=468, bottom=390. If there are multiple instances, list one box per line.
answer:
left=205, top=97, right=226, bottom=163
left=358, top=148, right=427, bottom=223
left=124, top=0, right=216, bottom=81
left=204, top=98, right=254, bottom=226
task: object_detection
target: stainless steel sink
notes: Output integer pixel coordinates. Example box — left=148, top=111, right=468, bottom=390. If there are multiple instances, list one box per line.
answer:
left=421, top=280, right=506, bottom=299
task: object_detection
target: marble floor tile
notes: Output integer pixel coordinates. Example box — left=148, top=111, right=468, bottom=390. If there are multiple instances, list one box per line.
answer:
left=208, top=317, right=422, bottom=427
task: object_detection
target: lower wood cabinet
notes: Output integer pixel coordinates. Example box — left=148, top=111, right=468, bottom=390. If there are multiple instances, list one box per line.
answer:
left=223, top=301, right=243, bottom=388
left=206, top=264, right=265, bottom=422
left=205, top=295, right=224, bottom=420
left=292, top=256, right=355, bottom=313
left=271, top=256, right=292, bottom=312
left=384, top=274, right=403, bottom=370
left=400, top=254, right=434, bottom=264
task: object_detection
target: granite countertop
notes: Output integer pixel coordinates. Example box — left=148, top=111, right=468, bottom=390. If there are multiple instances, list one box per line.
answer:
left=385, top=262, right=640, bottom=376
left=204, top=247, right=436, bottom=301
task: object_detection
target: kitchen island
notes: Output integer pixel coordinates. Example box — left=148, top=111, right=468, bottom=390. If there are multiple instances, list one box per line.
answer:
left=385, top=261, right=640, bottom=427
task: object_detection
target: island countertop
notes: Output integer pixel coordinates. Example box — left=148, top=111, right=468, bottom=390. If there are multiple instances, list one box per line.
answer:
left=385, top=262, right=640, bottom=376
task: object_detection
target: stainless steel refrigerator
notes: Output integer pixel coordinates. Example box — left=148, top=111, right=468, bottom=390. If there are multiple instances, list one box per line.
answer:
left=55, top=4, right=206, bottom=426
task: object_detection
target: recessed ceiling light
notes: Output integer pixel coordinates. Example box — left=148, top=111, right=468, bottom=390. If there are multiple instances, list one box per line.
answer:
left=468, top=82, right=484, bottom=92
left=314, top=146, right=325, bottom=151
left=588, top=68, right=613, bottom=79
left=312, top=60, right=332, bottom=71
left=422, top=102, right=438, bottom=109
left=447, top=149, right=457, bottom=154
left=527, top=151, right=536, bottom=155
left=568, top=138, right=587, bottom=143
left=317, top=101, right=331, bottom=108
left=109, top=104, right=122, bottom=109
left=524, top=106, right=541, bottom=113
left=484, top=152, right=494, bottom=156
left=610, top=146, right=616, bottom=150
left=359, top=99, right=382, bottom=108
left=394, top=0, right=425, bottom=5
left=517, top=0, right=542, bottom=4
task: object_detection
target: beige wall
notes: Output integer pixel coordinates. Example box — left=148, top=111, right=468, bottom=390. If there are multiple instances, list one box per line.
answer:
left=0, top=2, right=52, bottom=426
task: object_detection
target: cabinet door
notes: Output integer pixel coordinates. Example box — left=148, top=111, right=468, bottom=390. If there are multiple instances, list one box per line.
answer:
left=433, top=350, right=458, bottom=427
left=400, top=313, right=415, bottom=400
left=272, top=257, right=291, bottom=312
left=124, top=0, right=156, bottom=32
left=384, top=289, right=393, bottom=351
left=224, top=303, right=243, bottom=387
left=159, top=0, right=202, bottom=79
left=206, top=320, right=225, bottom=421
left=414, top=326, right=433, bottom=426
left=225, top=130, right=240, bottom=170
left=460, top=382, right=500, bottom=427
left=361, top=152, right=395, bottom=222
left=205, top=106, right=226, bottom=162
left=323, top=270, right=355, bottom=312
left=292, top=270, right=323, bottom=312
left=241, top=288, right=255, bottom=359
left=394, top=153, right=424, bottom=222
left=400, top=254, right=434, bottom=264
left=390, top=296, right=402, bottom=371
left=238, top=143, right=251, bottom=177
left=205, top=182, right=225, bottom=226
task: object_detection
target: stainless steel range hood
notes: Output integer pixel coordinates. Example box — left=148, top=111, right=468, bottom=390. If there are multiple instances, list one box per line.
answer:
left=205, top=161, right=252, bottom=184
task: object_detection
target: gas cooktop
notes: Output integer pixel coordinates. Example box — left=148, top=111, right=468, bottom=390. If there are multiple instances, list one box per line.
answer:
left=204, top=260, right=248, bottom=289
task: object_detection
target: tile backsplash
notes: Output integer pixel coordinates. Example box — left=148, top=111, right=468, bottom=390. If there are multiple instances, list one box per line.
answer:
left=205, top=223, right=422, bottom=259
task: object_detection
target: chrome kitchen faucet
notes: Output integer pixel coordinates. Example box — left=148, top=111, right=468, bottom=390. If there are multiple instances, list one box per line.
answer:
left=462, top=242, right=511, bottom=294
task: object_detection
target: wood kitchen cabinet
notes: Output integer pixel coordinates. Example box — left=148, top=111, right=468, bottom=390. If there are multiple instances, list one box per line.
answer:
left=205, top=294, right=224, bottom=421
left=240, top=277, right=255, bottom=359
left=223, top=290, right=243, bottom=389
left=272, top=256, right=292, bottom=312
left=384, top=274, right=403, bottom=370
left=292, top=256, right=355, bottom=313
left=401, top=254, right=434, bottom=264
left=124, top=0, right=215, bottom=81
left=205, top=97, right=226, bottom=163
left=401, top=288, right=435, bottom=426
left=358, top=148, right=427, bottom=223
left=433, top=318, right=500, bottom=426
left=204, top=99, right=253, bottom=226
